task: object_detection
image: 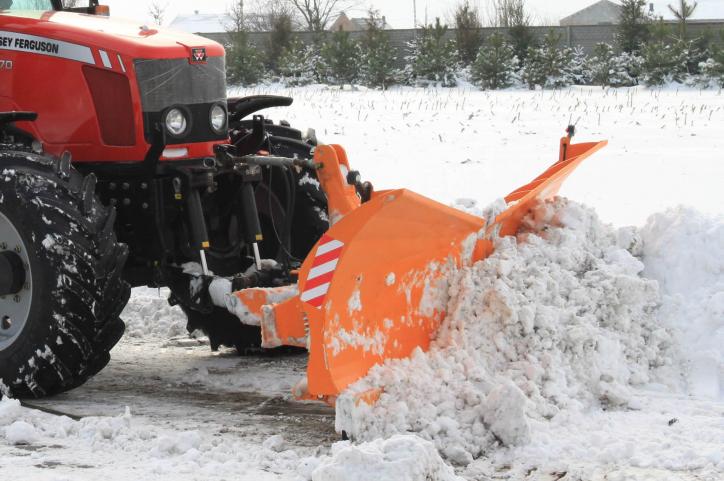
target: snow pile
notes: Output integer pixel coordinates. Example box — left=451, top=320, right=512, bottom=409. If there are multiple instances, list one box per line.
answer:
left=122, top=287, right=189, bottom=339
left=300, top=435, right=463, bottom=481
left=336, top=199, right=673, bottom=464
left=640, top=207, right=724, bottom=399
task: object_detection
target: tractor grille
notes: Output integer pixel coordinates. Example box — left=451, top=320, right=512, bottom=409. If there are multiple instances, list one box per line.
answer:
left=134, top=56, right=228, bottom=144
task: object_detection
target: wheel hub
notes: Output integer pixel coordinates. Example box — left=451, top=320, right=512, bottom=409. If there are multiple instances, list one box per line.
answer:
left=0, top=251, right=25, bottom=296
left=0, top=212, right=32, bottom=352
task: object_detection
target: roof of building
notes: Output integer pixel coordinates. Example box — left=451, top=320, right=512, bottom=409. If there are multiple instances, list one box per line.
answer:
left=329, top=12, right=390, bottom=31
left=560, top=0, right=622, bottom=26
left=349, top=18, right=370, bottom=29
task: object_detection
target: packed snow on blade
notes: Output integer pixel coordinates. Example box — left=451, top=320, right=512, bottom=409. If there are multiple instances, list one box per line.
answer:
left=334, top=198, right=674, bottom=465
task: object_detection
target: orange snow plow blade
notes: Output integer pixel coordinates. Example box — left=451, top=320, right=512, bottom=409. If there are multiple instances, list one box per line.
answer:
left=255, top=135, right=607, bottom=403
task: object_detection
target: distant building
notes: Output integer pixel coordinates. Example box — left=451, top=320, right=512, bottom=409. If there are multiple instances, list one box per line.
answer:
left=560, top=0, right=622, bottom=26
left=329, top=12, right=389, bottom=32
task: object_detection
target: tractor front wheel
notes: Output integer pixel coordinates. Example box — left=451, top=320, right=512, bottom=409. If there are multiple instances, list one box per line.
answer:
left=0, top=151, right=130, bottom=398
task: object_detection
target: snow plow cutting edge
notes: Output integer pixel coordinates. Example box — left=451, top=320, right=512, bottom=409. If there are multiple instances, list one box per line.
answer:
left=231, top=133, right=607, bottom=405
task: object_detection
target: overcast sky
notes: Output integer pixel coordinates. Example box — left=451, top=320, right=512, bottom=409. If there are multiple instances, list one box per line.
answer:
left=104, top=0, right=724, bottom=28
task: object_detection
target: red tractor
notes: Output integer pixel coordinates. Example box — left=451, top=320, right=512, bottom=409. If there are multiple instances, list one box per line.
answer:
left=0, top=1, right=332, bottom=397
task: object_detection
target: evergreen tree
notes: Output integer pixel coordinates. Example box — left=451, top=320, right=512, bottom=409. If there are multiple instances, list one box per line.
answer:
left=589, top=43, right=614, bottom=86
left=619, top=50, right=645, bottom=82
left=682, top=35, right=711, bottom=76
left=470, top=33, right=518, bottom=89
left=668, top=0, right=698, bottom=40
left=617, top=0, right=651, bottom=54
left=700, top=44, right=724, bottom=87
left=226, top=30, right=265, bottom=86
left=521, top=31, right=571, bottom=89
left=641, top=20, right=688, bottom=85
left=564, top=46, right=592, bottom=85
left=268, top=12, right=294, bottom=73
left=224, top=0, right=265, bottom=85
left=509, top=24, right=536, bottom=66
left=641, top=42, right=687, bottom=85
left=322, top=29, right=361, bottom=85
left=278, top=37, right=314, bottom=86
left=550, top=44, right=575, bottom=88
left=454, top=1, right=483, bottom=65
left=588, top=43, right=639, bottom=87
left=648, top=16, right=674, bottom=43
left=360, top=11, right=398, bottom=89
left=490, top=0, right=535, bottom=65
left=406, top=19, right=459, bottom=87
left=307, top=36, right=331, bottom=83
left=521, top=45, right=546, bottom=89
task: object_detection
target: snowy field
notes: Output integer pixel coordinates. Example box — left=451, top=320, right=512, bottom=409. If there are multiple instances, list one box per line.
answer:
left=1, top=86, right=723, bottom=481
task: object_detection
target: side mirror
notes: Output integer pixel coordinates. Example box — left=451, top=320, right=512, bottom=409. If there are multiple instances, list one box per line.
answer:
left=93, top=4, right=110, bottom=16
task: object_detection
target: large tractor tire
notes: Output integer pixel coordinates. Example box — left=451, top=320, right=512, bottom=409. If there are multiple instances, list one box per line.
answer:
left=0, top=151, right=130, bottom=398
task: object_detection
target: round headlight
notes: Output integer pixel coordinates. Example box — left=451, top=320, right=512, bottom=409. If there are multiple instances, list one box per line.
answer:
left=165, top=108, right=188, bottom=137
left=210, top=104, right=227, bottom=134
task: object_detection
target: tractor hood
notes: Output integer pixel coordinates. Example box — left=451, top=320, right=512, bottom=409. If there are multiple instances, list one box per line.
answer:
left=0, top=10, right=225, bottom=59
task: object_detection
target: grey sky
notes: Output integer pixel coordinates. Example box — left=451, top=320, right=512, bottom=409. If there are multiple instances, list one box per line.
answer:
left=105, top=0, right=724, bottom=28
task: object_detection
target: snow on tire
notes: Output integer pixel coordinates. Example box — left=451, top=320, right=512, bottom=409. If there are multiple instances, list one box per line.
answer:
left=0, top=151, right=130, bottom=398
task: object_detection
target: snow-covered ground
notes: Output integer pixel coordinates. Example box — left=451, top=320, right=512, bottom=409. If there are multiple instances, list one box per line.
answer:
left=232, top=84, right=724, bottom=227
left=1, top=86, right=722, bottom=480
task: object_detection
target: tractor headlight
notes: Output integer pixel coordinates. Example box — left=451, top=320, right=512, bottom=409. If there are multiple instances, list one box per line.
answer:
left=164, top=108, right=188, bottom=137
left=209, top=104, right=227, bottom=134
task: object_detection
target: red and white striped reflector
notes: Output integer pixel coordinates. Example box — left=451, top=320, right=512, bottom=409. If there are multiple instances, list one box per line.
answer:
left=300, top=234, right=344, bottom=308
